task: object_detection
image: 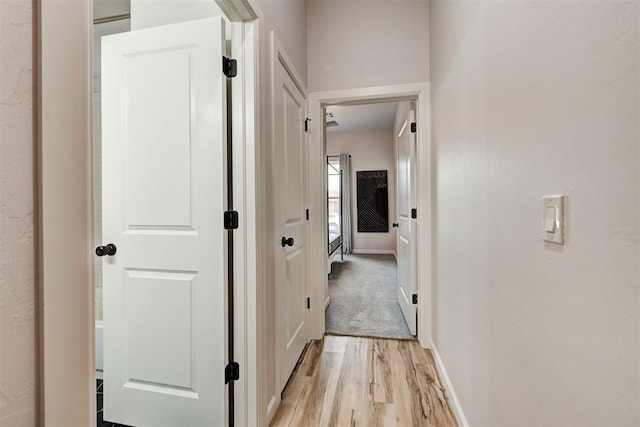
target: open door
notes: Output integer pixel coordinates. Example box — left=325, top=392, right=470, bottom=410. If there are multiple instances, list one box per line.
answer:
left=101, top=17, right=230, bottom=425
left=396, top=103, right=418, bottom=335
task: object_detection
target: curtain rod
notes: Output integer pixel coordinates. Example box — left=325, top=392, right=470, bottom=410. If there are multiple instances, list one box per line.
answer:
left=94, top=13, right=131, bottom=25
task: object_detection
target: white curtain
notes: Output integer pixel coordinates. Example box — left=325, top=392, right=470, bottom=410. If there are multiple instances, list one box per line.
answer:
left=340, top=153, right=352, bottom=254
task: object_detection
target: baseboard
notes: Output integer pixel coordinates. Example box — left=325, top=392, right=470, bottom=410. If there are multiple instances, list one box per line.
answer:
left=266, top=394, right=278, bottom=425
left=352, top=249, right=395, bottom=255
left=430, top=341, right=469, bottom=427
left=324, top=296, right=330, bottom=310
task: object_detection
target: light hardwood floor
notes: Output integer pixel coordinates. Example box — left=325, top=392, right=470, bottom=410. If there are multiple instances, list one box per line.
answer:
left=270, top=335, right=458, bottom=427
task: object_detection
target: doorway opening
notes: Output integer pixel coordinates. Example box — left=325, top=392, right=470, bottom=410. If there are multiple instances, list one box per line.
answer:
left=322, top=101, right=417, bottom=340
left=87, top=2, right=259, bottom=426
left=307, top=83, right=433, bottom=349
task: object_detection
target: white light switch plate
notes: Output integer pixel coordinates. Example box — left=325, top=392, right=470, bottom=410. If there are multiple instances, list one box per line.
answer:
left=542, top=195, right=564, bottom=244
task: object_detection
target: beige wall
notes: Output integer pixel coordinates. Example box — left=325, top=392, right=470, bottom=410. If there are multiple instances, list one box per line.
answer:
left=0, top=1, right=37, bottom=425
left=430, top=0, right=640, bottom=425
left=327, top=129, right=396, bottom=253
left=307, top=0, right=429, bottom=92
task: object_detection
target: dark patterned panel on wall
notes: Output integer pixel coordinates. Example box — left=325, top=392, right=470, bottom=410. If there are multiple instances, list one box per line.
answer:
left=357, top=170, right=388, bottom=233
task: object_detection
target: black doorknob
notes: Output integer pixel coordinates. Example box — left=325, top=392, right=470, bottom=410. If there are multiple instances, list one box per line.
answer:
left=281, top=237, right=294, bottom=247
left=95, top=243, right=117, bottom=257
left=392, top=223, right=399, bottom=228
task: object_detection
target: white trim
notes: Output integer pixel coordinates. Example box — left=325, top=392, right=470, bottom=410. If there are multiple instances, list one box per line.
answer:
left=351, top=249, right=396, bottom=255
left=430, top=342, right=469, bottom=427
left=236, top=17, right=264, bottom=427
left=266, top=394, right=278, bottom=425
left=217, top=0, right=259, bottom=20
left=325, top=296, right=331, bottom=310
left=308, top=83, right=434, bottom=348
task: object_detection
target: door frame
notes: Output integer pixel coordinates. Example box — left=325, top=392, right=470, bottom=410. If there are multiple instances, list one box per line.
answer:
left=36, top=0, right=265, bottom=425
left=307, top=83, right=434, bottom=348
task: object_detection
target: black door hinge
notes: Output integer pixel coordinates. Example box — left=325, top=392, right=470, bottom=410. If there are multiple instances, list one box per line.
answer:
left=305, top=209, right=310, bottom=220
left=412, top=294, right=418, bottom=304
left=225, top=361, right=240, bottom=384
left=304, top=118, right=312, bottom=132
left=224, top=211, right=239, bottom=230
left=223, top=57, right=237, bottom=78
left=306, top=297, right=311, bottom=309
left=411, top=208, right=417, bottom=219
left=411, top=122, right=417, bottom=133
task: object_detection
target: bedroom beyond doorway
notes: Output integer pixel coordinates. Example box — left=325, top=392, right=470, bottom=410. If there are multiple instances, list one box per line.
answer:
left=327, top=254, right=412, bottom=339
left=323, top=101, right=416, bottom=340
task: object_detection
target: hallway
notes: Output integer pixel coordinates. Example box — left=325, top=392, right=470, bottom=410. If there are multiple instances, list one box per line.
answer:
left=270, top=335, right=457, bottom=426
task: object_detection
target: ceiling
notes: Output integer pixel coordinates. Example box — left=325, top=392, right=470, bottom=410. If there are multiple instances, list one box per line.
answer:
left=326, top=102, right=398, bottom=133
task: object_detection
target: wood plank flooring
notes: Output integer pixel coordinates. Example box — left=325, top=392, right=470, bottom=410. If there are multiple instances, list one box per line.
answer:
left=270, top=335, right=458, bottom=427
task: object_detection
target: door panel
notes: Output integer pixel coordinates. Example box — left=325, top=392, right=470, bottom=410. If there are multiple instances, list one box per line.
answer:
left=124, top=50, right=193, bottom=227
left=274, top=51, right=309, bottom=392
left=397, top=104, right=417, bottom=335
left=102, top=17, right=228, bottom=426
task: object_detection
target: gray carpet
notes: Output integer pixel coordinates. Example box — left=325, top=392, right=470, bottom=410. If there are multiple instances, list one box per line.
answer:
left=326, top=254, right=413, bottom=339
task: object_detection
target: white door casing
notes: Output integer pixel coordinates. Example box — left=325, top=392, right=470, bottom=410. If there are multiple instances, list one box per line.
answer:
left=102, top=17, right=229, bottom=426
left=396, top=104, right=417, bottom=335
left=271, top=33, right=310, bottom=392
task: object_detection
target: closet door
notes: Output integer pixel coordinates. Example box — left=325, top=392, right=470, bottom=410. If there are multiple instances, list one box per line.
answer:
left=101, top=17, right=229, bottom=426
left=272, top=35, right=310, bottom=392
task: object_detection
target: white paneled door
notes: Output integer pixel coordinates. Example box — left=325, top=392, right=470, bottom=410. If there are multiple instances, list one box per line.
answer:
left=397, top=104, right=418, bottom=335
left=273, top=42, right=309, bottom=392
left=101, top=17, right=229, bottom=426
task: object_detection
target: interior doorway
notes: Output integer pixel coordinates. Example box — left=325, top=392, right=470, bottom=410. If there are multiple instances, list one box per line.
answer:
left=323, top=102, right=415, bottom=339
left=307, top=83, right=433, bottom=349
left=86, top=2, right=260, bottom=426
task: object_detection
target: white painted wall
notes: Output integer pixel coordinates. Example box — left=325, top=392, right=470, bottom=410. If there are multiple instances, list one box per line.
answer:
left=327, top=129, right=396, bottom=253
left=429, top=1, right=640, bottom=425
left=0, top=1, right=37, bottom=425
left=307, top=0, right=429, bottom=92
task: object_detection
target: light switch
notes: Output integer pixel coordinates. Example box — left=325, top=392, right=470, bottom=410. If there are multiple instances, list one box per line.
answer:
left=542, top=195, right=564, bottom=244
left=544, top=206, right=557, bottom=233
